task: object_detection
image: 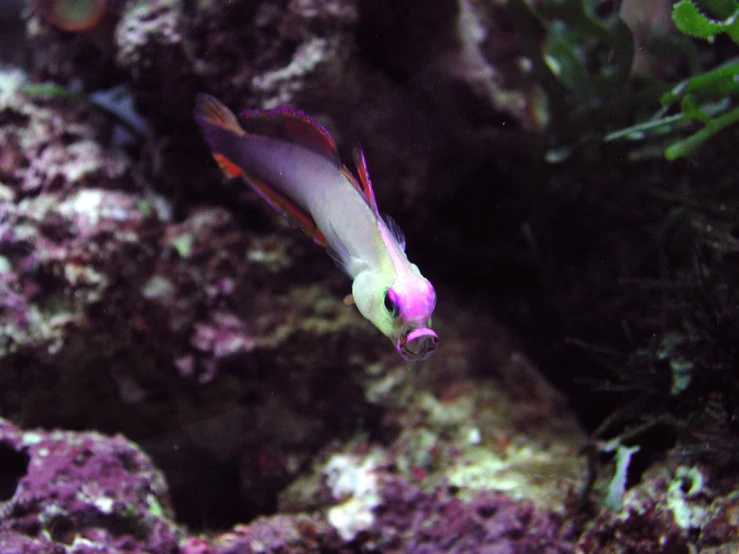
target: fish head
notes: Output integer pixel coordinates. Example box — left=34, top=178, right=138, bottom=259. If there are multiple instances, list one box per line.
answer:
left=352, top=267, right=438, bottom=361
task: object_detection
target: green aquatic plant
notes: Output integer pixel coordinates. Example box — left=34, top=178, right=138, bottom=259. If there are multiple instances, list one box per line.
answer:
left=513, top=1, right=739, bottom=506
left=513, top=0, right=666, bottom=162
left=602, top=439, right=640, bottom=512
left=607, top=0, right=739, bottom=159
left=518, top=0, right=635, bottom=113
left=672, top=0, right=739, bottom=43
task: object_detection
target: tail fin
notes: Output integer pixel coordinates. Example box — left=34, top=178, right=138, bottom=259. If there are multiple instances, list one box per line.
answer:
left=194, top=94, right=244, bottom=137
left=193, top=94, right=246, bottom=178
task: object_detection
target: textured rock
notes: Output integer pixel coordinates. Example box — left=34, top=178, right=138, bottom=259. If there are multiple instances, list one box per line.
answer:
left=1, top=63, right=590, bottom=546
left=272, top=300, right=588, bottom=546
left=0, top=66, right=383, bottom=528
left=24, top=0, right=125, bottom=87
left=0, top=532, right=65, bottom=554
left=6, top=1, right=739, bottom=552
left=26, top=0, right=550, bottom=223
left=111, top=0, right=361, bottom=123
left=576, top=463, right=739, bottom=553
left=0, top=419, right=180, bottom=552
left=369, top=477, right=575, bottom=553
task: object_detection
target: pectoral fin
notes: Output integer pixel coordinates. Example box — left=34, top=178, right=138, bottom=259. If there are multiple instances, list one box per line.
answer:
left=323, top=221, right=358, bottom=277
left=382, top=213, right=406, bottom=251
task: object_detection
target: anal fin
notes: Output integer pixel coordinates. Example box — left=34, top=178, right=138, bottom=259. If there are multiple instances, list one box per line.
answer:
left=241, top=169, right=327, bottom=247
left=213, top=153, right=244, bottom=179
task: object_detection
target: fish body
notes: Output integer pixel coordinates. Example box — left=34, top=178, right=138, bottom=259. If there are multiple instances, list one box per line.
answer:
left=194, top=94, right=437, bottom=361
left=217, top=134, right=378, bottom=276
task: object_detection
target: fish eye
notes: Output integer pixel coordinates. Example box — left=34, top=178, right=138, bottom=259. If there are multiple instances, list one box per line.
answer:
left=383, top=289, right=399, bottom=318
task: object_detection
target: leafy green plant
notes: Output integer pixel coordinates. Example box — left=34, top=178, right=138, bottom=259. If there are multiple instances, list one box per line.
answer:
left=607, top=0, right=739, bottom=159
left=672, top=0, right=739, bottom=43
left=518, top=0, right=635, bottom=113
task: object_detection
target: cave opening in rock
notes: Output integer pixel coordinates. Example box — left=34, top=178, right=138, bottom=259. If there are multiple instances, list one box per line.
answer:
left=0, top=441, right=29, bottom=502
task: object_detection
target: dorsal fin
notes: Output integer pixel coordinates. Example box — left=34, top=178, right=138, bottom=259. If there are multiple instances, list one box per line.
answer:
left=352, top=145, right=379, bottom=213
left=382, top=214, right=406, bottom=251
left=342, top=166, right=364, bottom=194
left=239, top=107, right=341, bottom=167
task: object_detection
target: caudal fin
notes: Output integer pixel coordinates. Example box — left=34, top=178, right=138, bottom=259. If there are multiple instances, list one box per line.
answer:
left=194, top=94, right=244, bottom=137
left=193, top=93, right=246, bottom=178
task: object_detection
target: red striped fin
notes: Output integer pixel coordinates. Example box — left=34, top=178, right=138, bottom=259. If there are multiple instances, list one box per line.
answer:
left=213, top=153, right=244, bottom=179
left=239, top=107, right=341, bottom=166
left=194, top=94, right=245, bottom=137
left=242, top=169, right=327, bottom=247
left=342, top=166, right=364, bottom=194
left=352, top=146, right=378, bottom=213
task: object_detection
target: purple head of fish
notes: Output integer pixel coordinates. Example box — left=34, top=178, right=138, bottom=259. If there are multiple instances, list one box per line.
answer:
left=398, top=327, right=438, bottom=361
left=390, top=277, right=437, bottom=361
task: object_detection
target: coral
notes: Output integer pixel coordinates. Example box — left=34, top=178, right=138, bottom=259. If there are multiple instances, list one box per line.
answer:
left=0, top=67, right=132, bottom=195
left=24, top=0, right=125, bottom=87
left=99, top=0, right=549, bottom=227
left=277, top=306, right=588, bottom=546
left=0, top=66, right=385, bottom=527
left=0, top=417, right=581, bottom=553
left=323, top=451, right=383, bottom=541
left=576, top=463, right=739, bottom=553
left=114, top=0, right=197, bottom=124
left=203, top=516, right=339, bottom=554
left=111, top=0, right=360, bottom=124
left=34, top=0, right=108, bottom=33
left=357, top=0, right=550, bottom=131
left=1, top=63, right=591, bottom=542
left=368, top=476, right=575, bottom=553
left=6, top=0, right=739, bottom=551
left=0, top=418, right=180, bottom=552
left=0, top=532, right=65, bottom=554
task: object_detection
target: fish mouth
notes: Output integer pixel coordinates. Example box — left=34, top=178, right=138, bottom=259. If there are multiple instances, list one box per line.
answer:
left=397, top=327, right=438, bottom=361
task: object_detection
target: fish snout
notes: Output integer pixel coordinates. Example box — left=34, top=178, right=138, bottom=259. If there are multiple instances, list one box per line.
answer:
left=398, top=327, right=438, bottom=361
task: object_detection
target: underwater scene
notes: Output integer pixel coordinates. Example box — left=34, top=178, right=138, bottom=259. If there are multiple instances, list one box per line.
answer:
left=1, top=0, right=739, bottom=552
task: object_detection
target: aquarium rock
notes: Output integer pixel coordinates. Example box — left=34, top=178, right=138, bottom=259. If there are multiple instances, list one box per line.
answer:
left=576, top=462, right=739, bottom=553
left=0, top=418, right=180, bottom=552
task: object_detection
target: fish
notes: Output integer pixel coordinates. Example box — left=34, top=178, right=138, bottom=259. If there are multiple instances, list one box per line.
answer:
left=193, top=94, right=438, bottom=361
